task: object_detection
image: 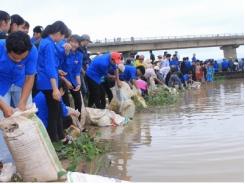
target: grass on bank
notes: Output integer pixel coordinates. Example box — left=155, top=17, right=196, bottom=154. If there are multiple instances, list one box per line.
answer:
left=53, top=133, right=108, bottom=172
left=134, top=86, right=180, bottom=110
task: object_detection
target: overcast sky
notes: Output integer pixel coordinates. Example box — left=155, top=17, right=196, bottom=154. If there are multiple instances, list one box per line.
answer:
left=1, top=0, right=244, bottom=59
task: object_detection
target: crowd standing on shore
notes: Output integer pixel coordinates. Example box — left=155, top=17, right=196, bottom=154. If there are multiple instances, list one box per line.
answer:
left=0, top=10, right=244, bottom=165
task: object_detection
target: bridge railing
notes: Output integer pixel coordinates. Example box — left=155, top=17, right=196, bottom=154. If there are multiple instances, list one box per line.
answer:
left=91, top=33, right=244, bottom=45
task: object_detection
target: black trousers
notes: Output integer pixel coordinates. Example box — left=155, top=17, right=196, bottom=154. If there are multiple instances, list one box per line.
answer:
left=102, top=78, right=115, bottom=103
left=85, top=74, right=106, bottom=109
left=42, top=90, right=65, bottom=142
left=63, top=116, right=73, bottom=129
left=62, top=89, right=82, bottom=112
left=32, top=75, right=39, bottom=98
left=62, top=89, right=82, bottom=120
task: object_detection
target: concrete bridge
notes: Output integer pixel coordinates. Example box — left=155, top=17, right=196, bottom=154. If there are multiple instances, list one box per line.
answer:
left=88, top=33, right=244, bottom=59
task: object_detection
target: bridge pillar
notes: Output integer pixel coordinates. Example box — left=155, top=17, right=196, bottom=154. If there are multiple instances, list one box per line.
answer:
left=220, top=45, right=239, bottom=59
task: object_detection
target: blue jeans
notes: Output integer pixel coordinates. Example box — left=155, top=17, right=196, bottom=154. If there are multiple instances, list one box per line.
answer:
left=0, top=84, right=32, bottom=163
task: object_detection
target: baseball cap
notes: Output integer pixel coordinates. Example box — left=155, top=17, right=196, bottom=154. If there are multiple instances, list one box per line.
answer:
left=70, top=34, right=81, bottom=42
left=80, top=34, right=92, bottom=43
left=111, top=52, right=122, bottom=64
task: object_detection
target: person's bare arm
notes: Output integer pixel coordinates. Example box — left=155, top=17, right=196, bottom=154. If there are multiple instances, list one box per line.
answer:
left=154, top=77, right=164, bottom=85
left=73, top=76, right=81, bottom=91
left=0, top=100, right=13, bottom=118
left=51, top=78, right=61, bottom=101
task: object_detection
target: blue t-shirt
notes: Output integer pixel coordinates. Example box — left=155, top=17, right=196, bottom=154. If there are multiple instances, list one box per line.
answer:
left=170, top=59, right=179, bottom=70
left=56, top=39, right=67, bottom=67
left=183, top=74, right=189, bottom=81
left=119, top=65, right=137, bottom=82
left=221, top=60, right=229, bottom=70
left=192, top=56, right=197, bottom=62
left=33, top=92, right=68, bottom=128
left=61, top=51, right=83, bottom=87
left=213, top=63, right=219, bottom=72
left=185, top=60, right=192, bottom=70
left=86, top=53, right=116, bottom=84
left=0, top=40, right=38, bottom=96
left=36, top=36, right=60, bottom=90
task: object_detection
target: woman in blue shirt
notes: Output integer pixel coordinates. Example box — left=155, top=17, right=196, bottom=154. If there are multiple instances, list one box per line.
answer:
left=60, top=35, right=83, bottom=119
left=36, top=21, right=70, bottom=142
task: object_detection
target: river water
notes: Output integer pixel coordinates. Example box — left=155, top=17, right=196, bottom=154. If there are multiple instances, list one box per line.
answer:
left=86, top=79, right=244, bottom=182
left=0, top=79, right=243, bottom=182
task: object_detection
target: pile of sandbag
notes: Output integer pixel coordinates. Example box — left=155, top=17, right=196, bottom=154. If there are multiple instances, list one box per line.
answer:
left=85, top=107, right=129, bottom=127
left=0, top=105, right=66, bottom=182
left=109, top=82, right=136, bottom=119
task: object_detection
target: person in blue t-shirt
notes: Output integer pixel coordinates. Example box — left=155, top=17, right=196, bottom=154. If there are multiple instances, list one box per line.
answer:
left=0, top=10, right=10, bottom=39
left=36, top=21, right=70, bottom=142
left=33, top=83, right=80, bottom=129
left=169, top=54, right=180, bottom=71
left=9, top=14, right=25, bottom=33
left=85, top=52, right=122, bottom=109
left=192, top=53, right=197, bottom=62
left=213, top=60, right=219, bottom=73
left=118, top=64, right=145, bottom=89
left=221, top=58, right=229, bottom=72
left=0, top=31, right=37, bottom=164
left=0, top=31, right=37, bottom=118
left=60, top=35, right=83, bottom=119
left=31, top=26, right=43, bottom=48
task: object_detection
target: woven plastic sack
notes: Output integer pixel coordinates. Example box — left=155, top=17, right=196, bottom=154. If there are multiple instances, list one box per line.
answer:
left=0, top=105, right=66, bottom=182
left=109, top=82, right=136, bottom=118
left=85, top=107, right=128, bottom=127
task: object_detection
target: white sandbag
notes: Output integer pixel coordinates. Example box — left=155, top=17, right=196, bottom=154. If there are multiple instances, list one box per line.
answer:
left=66, top=171, right=127, bottom=183
left=191, top=81, right=201, bottom=89
left=0, top=105, right=65, bottom=182
left=0, top=162, right=16, bottom=182
left=86, top=108, right=128, bottom=127
left=148, top=76, right=157, bottom=92
left=109, top=82, right=136, bottom=118
left=119, top=100, right=135, bottom=119
left=132, top=86, right=147, bottom=108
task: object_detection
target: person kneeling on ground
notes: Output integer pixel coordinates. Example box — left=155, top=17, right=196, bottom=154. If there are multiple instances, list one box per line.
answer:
left=135, top=76, right=148, bottom=98
left=167, top=67, right=183, bottom=89
left=118, top=64, right=145, bottom=91
left=33, top=83, right=80, bottom=142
